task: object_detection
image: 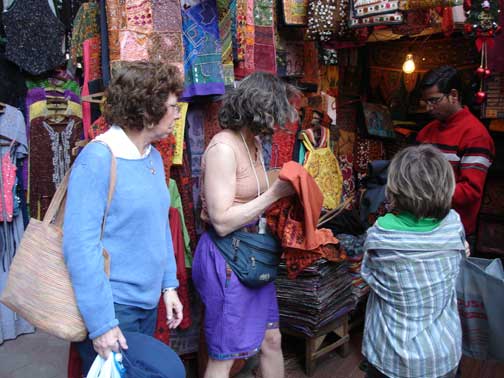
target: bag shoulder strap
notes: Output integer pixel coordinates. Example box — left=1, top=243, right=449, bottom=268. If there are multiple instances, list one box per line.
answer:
left=301, top=131, right=315, bottom=152
left=94, top=141, right=117, bottom=239
left=44, top=141, right=117, bottom=240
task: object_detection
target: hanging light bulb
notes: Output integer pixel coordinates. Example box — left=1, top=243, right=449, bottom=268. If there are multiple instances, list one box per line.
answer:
left=402, top=53, right=416, bottom=74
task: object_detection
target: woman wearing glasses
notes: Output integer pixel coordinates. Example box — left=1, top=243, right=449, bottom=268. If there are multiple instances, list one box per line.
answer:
left=63, top=61, right=185, bottom=376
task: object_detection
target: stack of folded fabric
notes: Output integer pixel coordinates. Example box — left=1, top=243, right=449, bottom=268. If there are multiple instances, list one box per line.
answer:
left=337, top=234, right=369, bottom=303
left=276, top=259, right=354, bottom=336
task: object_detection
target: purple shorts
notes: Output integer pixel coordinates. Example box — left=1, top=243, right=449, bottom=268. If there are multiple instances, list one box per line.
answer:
left=192, top=232, right=279, bottom=360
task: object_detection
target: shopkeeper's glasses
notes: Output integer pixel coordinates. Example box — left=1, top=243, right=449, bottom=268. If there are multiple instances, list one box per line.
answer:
left=420, top=94, right=447, bottom=107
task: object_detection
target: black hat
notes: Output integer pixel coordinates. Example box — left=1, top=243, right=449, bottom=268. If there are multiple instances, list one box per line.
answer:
left=121, top=332, right=185, bottom=378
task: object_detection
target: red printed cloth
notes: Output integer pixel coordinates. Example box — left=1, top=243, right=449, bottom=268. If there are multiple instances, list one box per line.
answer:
left=266, top=162, right=346, bottom=278
left=155, top=207, right=192, bottom=344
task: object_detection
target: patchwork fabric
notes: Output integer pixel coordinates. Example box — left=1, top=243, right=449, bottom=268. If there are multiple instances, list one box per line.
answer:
left=282, top=0, right=309, bottom=25
left=125, top=0, right=153, bottom=33
left=351, top=0, right=399, bottom=18
left=119, top=30, right=150, bottom=61
left=398, top=0, right=462, bottom=10
left=153, top=0, right=183, bottom=31
left=70, top=2, right=100, bottom=66
left=147, top=32, right=184, bottom=70
left=235, top=0, right=277, bottom=77
left=181, top=0, right=225, bottom=99
left=106, top=0, right=184, bottom=72
left=349, top=10, right=403, bottom=28
left=217, top=0, right=235, bottom=85
left=235, top=0, right=247, bottom=61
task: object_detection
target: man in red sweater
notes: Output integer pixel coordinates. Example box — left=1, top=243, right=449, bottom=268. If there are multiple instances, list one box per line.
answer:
left=417, top=66, right=495, bottom=237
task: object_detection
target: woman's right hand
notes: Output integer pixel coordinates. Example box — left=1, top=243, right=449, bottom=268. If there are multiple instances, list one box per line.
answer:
left=270, top=177, right=295, bottom=200
left=92, top=326, right=128, bottom=359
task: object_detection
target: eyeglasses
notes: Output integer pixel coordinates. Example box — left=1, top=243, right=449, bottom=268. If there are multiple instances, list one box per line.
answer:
left=420, top=94, right=446, bottom=106
left=167, top=103, right=181, bottom=113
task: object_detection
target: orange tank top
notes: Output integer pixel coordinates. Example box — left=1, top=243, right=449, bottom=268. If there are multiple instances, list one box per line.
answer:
left=200, top=129, right=269, bottom=223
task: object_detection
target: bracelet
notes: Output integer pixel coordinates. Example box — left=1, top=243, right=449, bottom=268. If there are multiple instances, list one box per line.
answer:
left=162, top=287, right=177, bottom=294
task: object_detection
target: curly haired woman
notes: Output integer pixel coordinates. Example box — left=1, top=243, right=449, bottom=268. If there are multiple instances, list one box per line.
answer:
left=192, top=72, right=299, bottom=378
left=63, top=61, right=185, bottom=376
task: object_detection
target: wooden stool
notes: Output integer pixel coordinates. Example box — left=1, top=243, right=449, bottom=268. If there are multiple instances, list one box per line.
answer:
left=281, top=313, right=350, bottom=376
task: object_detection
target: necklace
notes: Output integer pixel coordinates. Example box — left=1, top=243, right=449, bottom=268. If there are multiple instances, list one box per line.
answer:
left=146, top=157, right=156, bottom=175
left=239, top=131, right=270, bottom=197
left=240, top=131, right=270, bottom=234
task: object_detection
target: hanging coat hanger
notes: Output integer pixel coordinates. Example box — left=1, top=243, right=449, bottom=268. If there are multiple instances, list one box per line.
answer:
left=0, top=134, right=13, bottom=147
left=45, top=86, right=66, bottom=94
left=81, top=92, right=106, bottom=104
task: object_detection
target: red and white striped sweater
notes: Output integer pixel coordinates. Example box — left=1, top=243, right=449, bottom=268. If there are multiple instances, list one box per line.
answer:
left=416, top=107, right=495, bottom=235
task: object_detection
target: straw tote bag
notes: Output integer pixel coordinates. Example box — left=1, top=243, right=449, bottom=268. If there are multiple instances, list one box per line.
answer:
left=0, top=142, right=116, bottom=341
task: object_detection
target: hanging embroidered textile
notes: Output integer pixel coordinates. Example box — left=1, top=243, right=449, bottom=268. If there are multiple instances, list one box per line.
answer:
left=172, top=103, right=189, bottom=166
left=106, top=0, right=184, bottom=71
left=301, top=41, right=320, bottom=87
left=398, top=0, right=462, bottom=9
left=217, top=0, right=236, bottom=86
left=171, top=149, right=198, bottom=251
left=154, top=134, right=177, bottom=181
left=186, top=104, right=206, bottom=178
left=282, top=0, right=309, bottom=26
left=70, top=2, right=100, bottom=66
left=29, top=116, right=83, bottom=219
left=334, top=130, right=357, bottom=203
left=285, top=40, right=305, bottom=77
left=0, top=147, right=17, bottom=223
left=306, top=0, right=348, bottom=41
left=270, top=121, right=299, bottom=169
left=234, top=0, right=247, bottom=61
left=181, top=0, right=225, bottom=99
left=88, top=116, right=110, bottom=139
left=235, top=0, right=277, bottom=78
left=349, top=10, right=403, bottom=28
left=354, top=135, right=385, bottom=189
left=3, top=0, right=65, bottom=75
left=351, top=0, right=400, bottom=18
left=301, top=127, right=343, bottom=210
left=203, top=101, right=223, bottom=147
left=82, top=37, right=102, bottom=139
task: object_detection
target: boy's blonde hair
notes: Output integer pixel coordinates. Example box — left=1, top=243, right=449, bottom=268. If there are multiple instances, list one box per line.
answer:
left=386, top=145, right=455, bottom=219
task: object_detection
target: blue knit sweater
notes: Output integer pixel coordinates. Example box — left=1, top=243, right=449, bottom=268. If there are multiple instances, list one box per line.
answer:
left=63, top=142, right=178, bottom=339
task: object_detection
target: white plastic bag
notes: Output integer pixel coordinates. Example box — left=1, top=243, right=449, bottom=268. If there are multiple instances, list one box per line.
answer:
left=86, top=352, right=126, bottom=378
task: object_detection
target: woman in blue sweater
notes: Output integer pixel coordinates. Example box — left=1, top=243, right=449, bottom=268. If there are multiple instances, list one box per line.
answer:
left=63, top=62, right=184, bottom=373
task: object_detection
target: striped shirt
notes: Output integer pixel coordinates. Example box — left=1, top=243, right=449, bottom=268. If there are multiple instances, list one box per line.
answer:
left=416, top=107, right=494, bottom=235
left=361, top=210, right=465, bottom=378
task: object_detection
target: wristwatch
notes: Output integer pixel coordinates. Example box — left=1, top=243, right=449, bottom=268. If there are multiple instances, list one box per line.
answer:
left=162, top=287, right=177, bottom=294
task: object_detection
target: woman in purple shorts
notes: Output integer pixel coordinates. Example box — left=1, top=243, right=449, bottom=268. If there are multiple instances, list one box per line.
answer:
left=192, top=72, right=298, bottom=378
